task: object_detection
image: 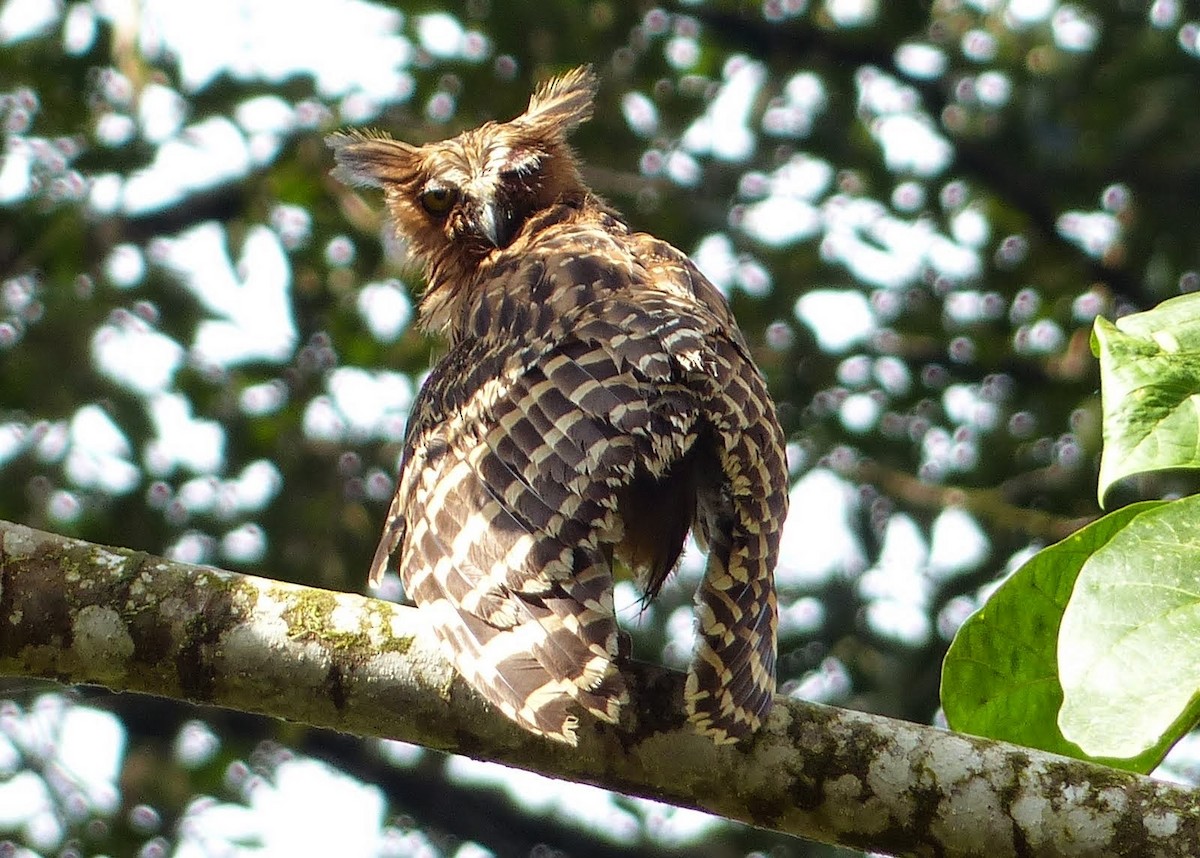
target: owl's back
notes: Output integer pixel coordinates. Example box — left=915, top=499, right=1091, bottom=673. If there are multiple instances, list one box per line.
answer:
left=372, top=196, right=787, bottom=743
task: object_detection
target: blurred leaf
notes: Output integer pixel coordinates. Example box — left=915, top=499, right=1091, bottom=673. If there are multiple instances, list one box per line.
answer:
left=941, top=500, right=1167, bottom=772
left=1058, top=496, right=1200, bottom=763
left=1094, top=294, right=1200, bottom=504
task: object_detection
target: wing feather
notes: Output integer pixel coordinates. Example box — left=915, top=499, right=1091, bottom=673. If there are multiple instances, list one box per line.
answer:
left=373, top=210, right=787, bottom=744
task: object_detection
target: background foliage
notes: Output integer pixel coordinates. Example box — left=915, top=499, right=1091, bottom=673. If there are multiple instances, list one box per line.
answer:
left=2, top=0, right=1200, bottom=855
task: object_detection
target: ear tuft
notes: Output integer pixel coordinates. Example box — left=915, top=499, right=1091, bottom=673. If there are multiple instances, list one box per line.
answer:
left=326, top=131, right=419, bottom=188
left=517, top=65, right=598, bottom=139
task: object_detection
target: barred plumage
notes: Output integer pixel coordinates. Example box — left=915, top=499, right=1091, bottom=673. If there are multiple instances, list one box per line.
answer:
left=329, top=66, right=788, bottom=744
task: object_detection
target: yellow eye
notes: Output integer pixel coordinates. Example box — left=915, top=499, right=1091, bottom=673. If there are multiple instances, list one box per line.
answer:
left=420, top=186, right=456, bottom=216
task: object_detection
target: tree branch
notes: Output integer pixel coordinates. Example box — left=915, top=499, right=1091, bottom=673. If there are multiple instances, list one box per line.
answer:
left=0, top=520, right=1195, bottom=857
left=853, top=459, right=1095, bottom=542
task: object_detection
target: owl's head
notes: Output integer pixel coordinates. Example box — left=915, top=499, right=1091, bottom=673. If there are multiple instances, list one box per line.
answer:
left=327, top=66, right=597, bottom=272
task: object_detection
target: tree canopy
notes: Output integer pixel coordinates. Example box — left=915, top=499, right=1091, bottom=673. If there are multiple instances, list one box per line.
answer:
left=3, top=1, right=1200, bottom=855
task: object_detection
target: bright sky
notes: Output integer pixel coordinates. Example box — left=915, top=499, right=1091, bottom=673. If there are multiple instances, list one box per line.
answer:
left=0, top=0, right=1145, bottom=853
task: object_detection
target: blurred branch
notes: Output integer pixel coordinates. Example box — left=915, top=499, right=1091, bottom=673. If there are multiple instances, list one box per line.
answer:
left=102, top=695, right=707, bottom=858
left=0, top=521, right=1193, bottom=857
left=854, top=459, right=1095, bottom=542
left=96, top=182, right=251, bottom=246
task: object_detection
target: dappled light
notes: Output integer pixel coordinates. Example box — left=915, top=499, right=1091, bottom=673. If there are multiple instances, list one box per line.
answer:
left=4, top=0, right=1200, bottom=854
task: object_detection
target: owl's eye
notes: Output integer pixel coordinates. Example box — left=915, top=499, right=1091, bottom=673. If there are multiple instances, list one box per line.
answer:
left=420, top=186, right=457, bottom=216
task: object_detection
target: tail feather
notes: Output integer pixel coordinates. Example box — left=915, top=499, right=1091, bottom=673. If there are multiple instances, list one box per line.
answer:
left=686, top=527, right=778, bottom=742
left=684, top=340, right=788, bottom=744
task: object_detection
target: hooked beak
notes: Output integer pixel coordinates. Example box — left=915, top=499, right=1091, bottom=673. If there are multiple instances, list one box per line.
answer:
left=462, top=183, right=516, bottom=248
left=477, top=202, right=504, bottom=247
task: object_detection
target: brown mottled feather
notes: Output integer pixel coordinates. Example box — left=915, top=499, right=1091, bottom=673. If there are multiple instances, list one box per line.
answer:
left=330, top=66, right=788, bottom=745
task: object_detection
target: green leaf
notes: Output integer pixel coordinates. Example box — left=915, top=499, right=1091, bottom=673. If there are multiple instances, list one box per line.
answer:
left=941, top=501, right=1167, bottom=771
left=1093, top=293, right=1200, bottom=505
left=1058, top=496, right=1200, bottom=762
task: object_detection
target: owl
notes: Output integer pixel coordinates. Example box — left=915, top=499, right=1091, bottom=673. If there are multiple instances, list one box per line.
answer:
left=328, top=66, right=789, bottom=745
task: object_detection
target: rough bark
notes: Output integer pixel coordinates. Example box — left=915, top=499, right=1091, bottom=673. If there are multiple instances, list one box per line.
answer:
left=1, top=519, right=1196, bottom=857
